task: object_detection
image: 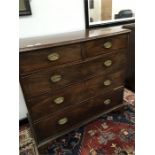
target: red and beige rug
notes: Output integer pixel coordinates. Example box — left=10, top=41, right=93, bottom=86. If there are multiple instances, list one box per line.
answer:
left=19, top=89, right=135, bottom=155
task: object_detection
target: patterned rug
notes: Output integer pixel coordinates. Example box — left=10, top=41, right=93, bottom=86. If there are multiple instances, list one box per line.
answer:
left=19, top=89, right=135, bottom=155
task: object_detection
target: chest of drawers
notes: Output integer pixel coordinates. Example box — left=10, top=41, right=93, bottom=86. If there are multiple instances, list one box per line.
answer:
left=19, top=26, right=130, bottom=153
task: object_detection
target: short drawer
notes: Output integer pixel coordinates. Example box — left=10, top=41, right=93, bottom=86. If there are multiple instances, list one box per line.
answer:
left=20, top=43, right=82, bottom=75
left=32, top=88, right=124, bottom=143
left=27, top=71, right=124, bottom=122
left=20, top=50, right=126, bottom=98
left=84, top=34, right=128, bottom=57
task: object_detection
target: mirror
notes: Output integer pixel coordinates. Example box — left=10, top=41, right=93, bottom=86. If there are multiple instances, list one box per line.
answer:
left=84, top=0, right=135, bottom=28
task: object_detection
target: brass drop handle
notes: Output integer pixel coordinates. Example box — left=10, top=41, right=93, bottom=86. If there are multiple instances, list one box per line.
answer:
left=58, top=117, right=68, bottom=125
left=50, top=75, right=62, bottom=83
left=103, top=42, right=112, bottom=49
left=104, top=99, right=111, bottom=105
left=54, top=97, right=64, bottom=105
left=104, top=60, right=112, bottom=67
left=47, top=53, right=60, bottom=61
left=104, top=80, right=111, bottom=86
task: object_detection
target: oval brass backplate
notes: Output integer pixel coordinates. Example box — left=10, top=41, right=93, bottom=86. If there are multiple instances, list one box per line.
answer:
left=104, top=60, right=112, bottom=67
left=104, top=42, right=112, bottom=49
left=54, top=97, right=64, bottom=105
left=50, top=75, right=62, bottom=83
left=104, top=99, right=111, bottom=105
left=104, top=80, right=111, bottom=86
left=48, top=53, right=60, bottom=61
left=58, top=117, right=68, bottom=125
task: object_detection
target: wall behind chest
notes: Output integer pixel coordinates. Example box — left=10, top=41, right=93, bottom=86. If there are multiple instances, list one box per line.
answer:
left=19, top=0, right=85, bottom=38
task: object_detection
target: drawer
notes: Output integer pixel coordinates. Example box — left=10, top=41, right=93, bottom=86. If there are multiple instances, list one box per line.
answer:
left=27, top=71, right=124, bottom=122
left=84, top=34, right=128, bottom=57
left=20, top=43, right=82, bottom=75
left=20, top=50, right=126, bottom=98
left=33, top=88, right=124, bottom=143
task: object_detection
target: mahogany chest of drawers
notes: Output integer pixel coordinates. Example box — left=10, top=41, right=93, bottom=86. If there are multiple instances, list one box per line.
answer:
left=19, top=26, right=130, bottom=153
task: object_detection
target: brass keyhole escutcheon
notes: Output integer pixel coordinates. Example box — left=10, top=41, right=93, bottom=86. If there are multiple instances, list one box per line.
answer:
left=104, top=99, right=111, bottom=105
left=104, top=42, right=112, bottom=49
left=104, top=60, right=112, bottom=67
left=48, top=53, right=60, bottom=61
left=50, top=75, right=62, bottom=83
left=104, top=80, right=111, bottom=86
left=58, top=117, right=68, bottom=125
left=54, top=97, right=64, bottom=105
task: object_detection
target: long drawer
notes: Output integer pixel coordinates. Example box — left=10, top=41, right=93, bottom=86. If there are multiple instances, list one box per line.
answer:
left=20, top=43, right=82, bottom=75
left=32, top=88, right=124, bottom=143
left=20, top=50, right=126, bottom=98
left=27, top=71, right=124, bottom=122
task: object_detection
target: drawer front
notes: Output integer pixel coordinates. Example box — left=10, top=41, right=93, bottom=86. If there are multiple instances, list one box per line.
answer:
left=27, top=71, right=124, bottom=122
left=33, top=88, right=124, bottom=143
left=20, top=44, right=82, bottom=75
left=21, top=50, right=126, bottom=98
left=84, top=34, right=128, bottom=57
